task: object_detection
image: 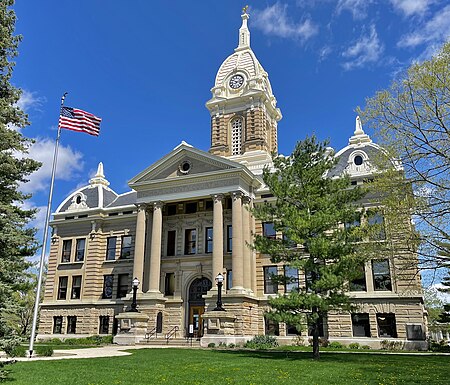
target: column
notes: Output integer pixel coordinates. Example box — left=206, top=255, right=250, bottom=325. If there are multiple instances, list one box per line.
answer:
left=148, top=201, right=163, bottom=293
left=250, top=199, right=257, bottom=293
left=242, top=196, right=252, bottom=292
left=231, top=191, right=244, bottom=291
left=212, top=194, right=224, bottom=282
left=133, top=204, right=147, bottom=292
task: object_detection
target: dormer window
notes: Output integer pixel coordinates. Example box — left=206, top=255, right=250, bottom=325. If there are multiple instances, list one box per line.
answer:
left=231, top=118, right=243, bottom=155
left=354, top=155, right=363, bottom=166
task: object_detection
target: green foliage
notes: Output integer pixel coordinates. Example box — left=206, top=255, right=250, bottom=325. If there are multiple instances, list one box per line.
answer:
left=62, top=335, right=112, bottom=346
left=328, top=341, right=344, bottom=349
left=380, top=340, right=403, bottom=350
left=430, top=340, right=450, bottom=353
left=0, top=337, right=22, bottom=357
left=207, top=342, right=215, bottom=348
left=244, top=335, right=279, bottom=349
left=252, top=136, right=368, bottom=359
left=360, top=345, right=371, bottom=350
left=348, top=342, right=360, bottom=350
left=35, top=345, right=53, bottom=357
left=228, top=343, right=235, bottom=348
left=9, top=344, right=26, bottom=357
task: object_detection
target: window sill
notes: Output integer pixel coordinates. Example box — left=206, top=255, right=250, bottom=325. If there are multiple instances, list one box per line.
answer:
left=58, top=261, right=84, bottom=267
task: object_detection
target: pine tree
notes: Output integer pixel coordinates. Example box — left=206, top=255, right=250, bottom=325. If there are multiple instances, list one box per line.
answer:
left=0, top=0, right=41, bottom=338
left=252, top=136, right=368, bottom=359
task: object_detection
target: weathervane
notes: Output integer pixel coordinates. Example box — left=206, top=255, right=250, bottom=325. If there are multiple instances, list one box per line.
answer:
left=242, top=5, right=249, bottom=14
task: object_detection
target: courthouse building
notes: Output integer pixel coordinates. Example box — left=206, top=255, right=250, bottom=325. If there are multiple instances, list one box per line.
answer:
left=38, top=11, right=427, bottom=349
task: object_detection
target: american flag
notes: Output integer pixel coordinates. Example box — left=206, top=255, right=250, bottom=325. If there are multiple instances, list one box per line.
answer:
left=59, top=107, right=102, bottom=136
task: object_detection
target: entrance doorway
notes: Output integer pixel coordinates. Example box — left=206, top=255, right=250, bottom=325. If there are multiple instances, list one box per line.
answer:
left=188, top=277, right=212, bottom=337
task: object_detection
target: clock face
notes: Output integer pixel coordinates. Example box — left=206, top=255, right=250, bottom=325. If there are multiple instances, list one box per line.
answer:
left=229, top=74, right=244, bottom=89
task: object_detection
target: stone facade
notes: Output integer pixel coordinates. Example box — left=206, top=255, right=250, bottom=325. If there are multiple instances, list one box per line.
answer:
left=37, top=10, right=427, bottom=350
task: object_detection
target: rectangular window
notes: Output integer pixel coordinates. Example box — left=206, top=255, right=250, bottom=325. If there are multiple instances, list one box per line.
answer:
left=284, top=266, right=299, bottom=293
left=184, top=229, right=197, bottom=255
left=166, top=230, right=176, bottom=256
left=102, top=275, right=114, bottom=299
left=67, top=316, right=77, bottom=334
left=53, top=316, right=63, bottom=334
left=226, top=270, right=233, bottom=290
left=227, top=225, right=232, bottom=252
left=99, top=316, right=110, bottom=334
left=263, top=222, right=276, bottom=239
left=377, top=313, right=397, bottom=338
left=61, top=240, right=72, bottom=263
left=120, top=235, right=132, bottom=259
left=286, top=324, right=301, bottom=335
left=264, top=266, right=278, bottom=294
left=106, top=237, right=117, bottom=260
left=372, top=260, right=392, bottom=291
left=165, top=273, right=175, bottom=296
left=185, top=202, right=197, bottom=214
left=57, top=276, right=68, bottom=300
left=352, top=313, right=370, bottom=337
left=350, top=264, right=367, bottom=291
left=71, top=275, right=82, bottom=299
left=406, top=324, right=425, bottom=340
left=264, top=316, right=279, bottom=336
left=205, top=200, right=213, bottom=211
left=167, top=204, right=177, bottom=216
left=368, top=211, right=386, bottom=240
left=75, top=238, right=85, bottom=262
left=117, top=274, right=129, bottom=298
left=205, top=227, right=213, bottom=254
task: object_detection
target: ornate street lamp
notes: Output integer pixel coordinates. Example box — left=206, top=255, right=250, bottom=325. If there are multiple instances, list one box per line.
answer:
left=214, top=273, right=225, bottom=311
left=129, top=277, right=140, bottom=312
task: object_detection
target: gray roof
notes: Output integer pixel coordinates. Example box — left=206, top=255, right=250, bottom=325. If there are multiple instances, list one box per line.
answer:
left=328, top=144, right=381, bottom=178
left=107, top=191, right=137, bottom=208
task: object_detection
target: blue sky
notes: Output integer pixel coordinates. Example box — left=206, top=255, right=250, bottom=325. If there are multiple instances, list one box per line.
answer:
left=12, top=1, right=450, bottom=287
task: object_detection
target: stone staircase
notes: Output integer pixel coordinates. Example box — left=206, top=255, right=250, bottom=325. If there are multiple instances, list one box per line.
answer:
left=138, top=337, right=202, bottom=348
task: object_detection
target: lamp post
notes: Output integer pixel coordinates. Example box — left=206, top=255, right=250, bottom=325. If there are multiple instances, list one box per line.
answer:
left=130, top=277, right=140, bottom=312
left=214, top=273, right=225, bottom=311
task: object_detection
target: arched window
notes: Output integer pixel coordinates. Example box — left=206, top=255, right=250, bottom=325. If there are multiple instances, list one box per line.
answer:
left=231, top=118, right=243, bottom=155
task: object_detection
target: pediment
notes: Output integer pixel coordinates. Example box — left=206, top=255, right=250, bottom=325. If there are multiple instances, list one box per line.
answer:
left=129, top=143, right=245, bottom=186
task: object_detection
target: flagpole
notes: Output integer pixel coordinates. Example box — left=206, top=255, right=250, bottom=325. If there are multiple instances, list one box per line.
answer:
left=28, top=92, right=68, bottom=358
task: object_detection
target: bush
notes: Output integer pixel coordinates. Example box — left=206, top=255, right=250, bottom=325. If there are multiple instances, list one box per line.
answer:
left=100, top=335, right=113, bottom=344
left=35, top=345, right=54, bottom=357
left=328, top=341, right=344, bottom=349
left=48, top=338, right=63, bottom=345
left=360, top=345, right=371, bottom=350
left=348, top=342, right=360, bottom=350
left=218, top=342, right=227, bottom=347
left=0, top=338, right=22, bottom=358
left=291, top=335, right=305, bottom=346
left=380, top=340, right=403, bottom=351
left=228, top=343, right=235, bottom=348
left=0, top=361, right=15, bottom=383
left=10, top=345, right=26, bottom=358
left=430, top=340, right=450, bottom=353
left=207, top=343, right=215, bottom=348
left=244, top=335, right=279, bottom=350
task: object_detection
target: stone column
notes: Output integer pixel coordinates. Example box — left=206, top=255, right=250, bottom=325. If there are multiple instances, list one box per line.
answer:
left=133, top=204, right=147, bottom=292
left=148, top=201, right=163, bottom=293
left=250, top=200, right=257, bottom=293
left=242, top=196, right=252, bottom=292
left=231, top=191, right=244, bottom=291
left=212, top=194, right=224, bottom=281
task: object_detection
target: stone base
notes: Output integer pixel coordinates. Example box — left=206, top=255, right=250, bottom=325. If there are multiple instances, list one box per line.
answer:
left=113, top=312, right=149, bottom=345
left=201, top=335, right=253, bottom=347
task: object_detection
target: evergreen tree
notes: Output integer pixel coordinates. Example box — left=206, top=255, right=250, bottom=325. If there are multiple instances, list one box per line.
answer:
left=0, top=0, right=41, bottom=339
left=252, top=136, right=369, bottom=359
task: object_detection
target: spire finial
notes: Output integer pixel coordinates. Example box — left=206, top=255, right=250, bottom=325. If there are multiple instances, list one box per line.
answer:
left=354, top=116, right=364, bottom=135
left=349, top=116, right=372, bottom=145
left=89, top=162, right=110, bottom=187
left=236, top=6, right=250, bottom=51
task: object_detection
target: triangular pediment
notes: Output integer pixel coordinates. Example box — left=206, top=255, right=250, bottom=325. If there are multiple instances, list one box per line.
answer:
left=129, top=143, right=246, bottom=187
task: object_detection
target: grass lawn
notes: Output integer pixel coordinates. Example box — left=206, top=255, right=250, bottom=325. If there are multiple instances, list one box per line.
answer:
left=7, top=348, right=449, bottom=385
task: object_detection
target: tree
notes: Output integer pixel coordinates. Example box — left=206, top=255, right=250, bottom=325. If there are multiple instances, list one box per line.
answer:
left=358, top=42, right=450, bottom=272
left=0, top=0, right=41, bottom=341
left=252, top=136, right=369, bottom=359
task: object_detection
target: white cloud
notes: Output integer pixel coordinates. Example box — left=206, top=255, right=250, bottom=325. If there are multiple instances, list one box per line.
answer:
left=429, top=283, right=450, bottom=304
left=336, top=0, right=374, bottom=20
left=318, top=45, right=333, bottom=62
left=252, top=2, right=318, bottom=41
left=9, top=90, right=45, bottom=132
left=342, top=24, right=384, bottom=70
left=19, top=137, right=84, bottom=194
left=390, top=0, right=433, bottom=17
left=398, top=4, right=450, bottom=48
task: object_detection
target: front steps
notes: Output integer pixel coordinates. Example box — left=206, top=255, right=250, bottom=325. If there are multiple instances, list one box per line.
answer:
left=137, top=337, right=202, bottom=348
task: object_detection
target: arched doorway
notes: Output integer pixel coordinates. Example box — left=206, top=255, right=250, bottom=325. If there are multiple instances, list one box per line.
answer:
left=188, top=277, right=212, bottom=337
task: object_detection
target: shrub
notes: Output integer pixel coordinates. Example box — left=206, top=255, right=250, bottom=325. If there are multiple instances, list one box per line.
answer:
left=0, top=361, right=15, bottom=382
left=218, top=342, right=227, bottom=347
left=360, top=345, right=371, bottom=350
left=48, top=338, right=63, bottom=345
left=430, top=340, right=450, bottom=353
left=291, top=335, right=305, bottom=346
left=228, top=343, right=235, bottom=348
left=348, top=342, right=360, bottom=350
left=380, top=340, right=403, bottom=351
left=35, top=345, right=54, bottom=357
left=10, top=345, right=26, bottom=358
left=100, top=335, right=113, bottom=344
left=0, top=338, right=22, bottom=358
left=244, top=335, right=279, bottom=350
left=207, top=343, right=215, bottom=348
left=63, top=338, right=79, bottom=345
left=328, top=341, right=344, bottom=349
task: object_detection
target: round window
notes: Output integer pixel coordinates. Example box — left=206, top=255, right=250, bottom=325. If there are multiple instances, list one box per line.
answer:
left=179, top=161, right=192, bottom=174
left=354, top=155, right=363, bottom=166
left=76, top=195, right=82, bottom=204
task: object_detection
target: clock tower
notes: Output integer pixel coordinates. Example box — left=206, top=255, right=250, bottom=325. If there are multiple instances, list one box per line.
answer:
left=206, top=9, right=282, bottom=172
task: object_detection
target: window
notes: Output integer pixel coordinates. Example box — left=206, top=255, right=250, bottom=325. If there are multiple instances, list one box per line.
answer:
left=102, top=275, right=114, bottom=299
left=166, top=230, right=176, bottom=256
left=57, top=276, right=68, bottom=300
left=226, top=270, right=233, bottom=290
left=305, top=269, right=321, bottom=293
left=75, top=238, right=85, bottom=262
left=231, top=118, right=242, bottom=155
left=307, top=315, right=325, bottom=337
left=53, top=316, right=63, bottom=334
left=120, top=235, right=132, bottom=259
left=377, top=313, right=397, bottom=338
left=284, top=266, right=299, bottom=293
left=264, top=266, right=278, bottom=294
left=165, top=273, right=175, bottom=296
left=61, top=240, right=72, bottom=263
left=345, top=215, right=362, bottom=242
left=99, top=316, right=110, bottom=334
left=167, top=204, right=177, bottom=216
left=352, top=313, right=370, bottom=337
left=71, top=275, right=82, bottom=299
left=286, top=324, right=301, bottom=335
left=263, top=222, right=276, bottom=239
left=185, top=202, right=197, bottom=214
left=67, top=316, right=77, bottom=334
left=117, top=274, right=129, bottom=298
left=406, top=324, right=425, bottom=340
left=106, top=237, right=116, bottom=260
left=368, top=211, right=386, bottom=240
left=264, top=316, right=279, bottom=336
left=184, top=229, right=196, bottom=255
left=205, top=200, right=213, bottom=211
left=227, top=225, right=232, bottom=252
left=350, top=264, right=367, bottom=291
left=372, top=260, right=392, bottom=291
left=205, top=227, right=213, bottom=254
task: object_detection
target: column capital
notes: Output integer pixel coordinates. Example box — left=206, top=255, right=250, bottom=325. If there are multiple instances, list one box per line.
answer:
left=242, top=195, right=252, bottom=205
left=152, top=201, right=164, bottom=211
left=231, top=191, right=243, bottom=201
left=135, top=203, right=149, bottom=211
left=212, top=193, right=224, bottom=203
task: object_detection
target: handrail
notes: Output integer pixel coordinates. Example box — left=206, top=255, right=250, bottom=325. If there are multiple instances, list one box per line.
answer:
left=165, top=326, right=179, bottom=344
left=145, top=327, right=157, bottom=341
